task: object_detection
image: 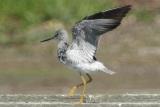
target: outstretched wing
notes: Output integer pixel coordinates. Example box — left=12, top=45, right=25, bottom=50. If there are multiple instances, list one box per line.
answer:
left=68, top=5, right=131, bottom=63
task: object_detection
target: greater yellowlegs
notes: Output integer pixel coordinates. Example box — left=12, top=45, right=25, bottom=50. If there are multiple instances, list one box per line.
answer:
left=41, top=5, right=131, bottom=103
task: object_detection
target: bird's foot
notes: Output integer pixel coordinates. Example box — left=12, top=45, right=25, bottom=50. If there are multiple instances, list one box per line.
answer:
left=79, top=94, right=85, bottom=104
left=68, top=86, right=77, bottom=96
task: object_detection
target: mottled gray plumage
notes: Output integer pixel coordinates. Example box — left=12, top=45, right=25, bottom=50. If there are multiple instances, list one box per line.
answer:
left=41, top=5, right=131, bottom=103
left=41, top=5, right=131, bottom=74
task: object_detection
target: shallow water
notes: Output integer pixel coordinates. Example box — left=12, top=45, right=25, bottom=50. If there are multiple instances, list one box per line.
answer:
left=0, top=93, right=160, bottom=107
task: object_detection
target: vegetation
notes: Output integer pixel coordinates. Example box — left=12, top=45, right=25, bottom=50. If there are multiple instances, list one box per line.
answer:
left=0, top=0, right=115, bottom=45
left=0, top=0, right=157, bottom=45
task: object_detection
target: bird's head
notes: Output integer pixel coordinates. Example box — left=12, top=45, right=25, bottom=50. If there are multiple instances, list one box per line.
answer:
left=41, top=29, right=68, bottom=42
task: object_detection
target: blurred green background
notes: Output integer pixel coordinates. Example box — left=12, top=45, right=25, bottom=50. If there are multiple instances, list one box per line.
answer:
left=0, top=0, right=160, bottom=94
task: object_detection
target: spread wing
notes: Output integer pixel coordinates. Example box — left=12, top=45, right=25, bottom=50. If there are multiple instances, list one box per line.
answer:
left=68, top=5, right=131, bottom=63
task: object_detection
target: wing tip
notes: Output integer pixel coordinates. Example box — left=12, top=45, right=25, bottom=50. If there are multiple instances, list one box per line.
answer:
left=117, top=4, right=132, bottom=13
left=122, top=4, right=132, bottom=9
left=120, top=4, right=132, bottom=12
left=82, top=5, right=132, bottom=21
left=113, top=4, right=132, bottom=20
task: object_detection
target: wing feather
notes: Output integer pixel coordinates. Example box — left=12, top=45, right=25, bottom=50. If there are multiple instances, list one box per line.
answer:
left=68, top=5, right=131, bottom=63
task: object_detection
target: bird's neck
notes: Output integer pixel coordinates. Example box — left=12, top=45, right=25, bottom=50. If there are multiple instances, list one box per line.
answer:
left=58, top=40, right=69, bottom=49
left=57, top=40, right=69, bottom=64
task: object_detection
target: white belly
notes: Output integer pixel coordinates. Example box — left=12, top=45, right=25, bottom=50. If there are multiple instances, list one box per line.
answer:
left=68, top=61, right=106, bottom=73
left=65, top=48, right=115, bottom=75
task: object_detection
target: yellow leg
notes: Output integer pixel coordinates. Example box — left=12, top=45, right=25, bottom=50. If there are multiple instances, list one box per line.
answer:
left=68, top=73, right=92, bottom=103
left=79, top=75, right=87, bottom=103
left=68, top=86, right=77, bottom=96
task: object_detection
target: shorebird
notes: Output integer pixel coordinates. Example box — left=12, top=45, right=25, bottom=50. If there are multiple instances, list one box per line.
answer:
left=41, top=5, right=131, bottom=103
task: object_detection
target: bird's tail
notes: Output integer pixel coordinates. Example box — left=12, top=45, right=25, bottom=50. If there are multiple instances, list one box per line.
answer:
left=102, top=67, right=115, bottom=75
left=94, top=61, right=115, bottom=75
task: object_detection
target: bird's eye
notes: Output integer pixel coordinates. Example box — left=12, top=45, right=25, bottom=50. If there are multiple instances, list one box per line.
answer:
left=54, top=33, right=58, bottom=37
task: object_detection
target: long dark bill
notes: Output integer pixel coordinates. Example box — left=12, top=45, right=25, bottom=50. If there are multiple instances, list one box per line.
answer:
left=40, top=36, right=55, bottom=42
